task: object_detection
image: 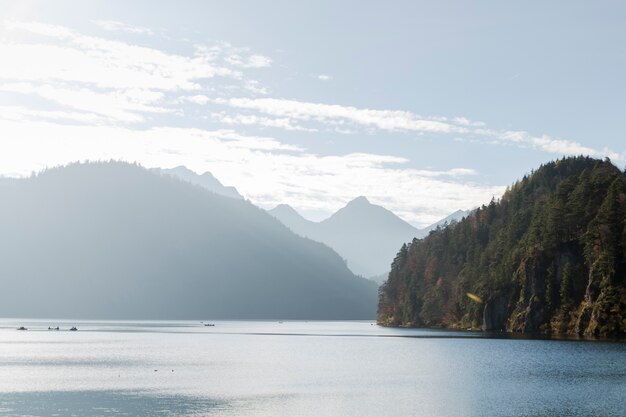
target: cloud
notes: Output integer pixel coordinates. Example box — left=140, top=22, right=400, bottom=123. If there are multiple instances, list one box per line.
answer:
left=476, top=128, right=623, bottom=161
left=211, top=113, right=317, bottom=132
left=1, top=21, right=237, bottom=90
left=317, top=74, right=332, bottom=81
left=216, top=96, right=623, bottom=161
left=0, top=105, right=106, bottom=124
left=0, top=118, right=501, bottom=227
left=225, top=53, right=272, bottom=68
left=0, top=82, right=170, bottom=123
left=215, top=97, right=463, bottom=134
left=0, top=19, right=621, bottom=227
left=93, top=20, right=155, bottom=36
left=0, top=21, right=274, bottom=124
left=178, top=95, right=210, bottom=105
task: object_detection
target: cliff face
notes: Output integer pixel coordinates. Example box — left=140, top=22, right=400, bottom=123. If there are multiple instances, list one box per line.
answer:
left=378, top=157, right=626, bottom=338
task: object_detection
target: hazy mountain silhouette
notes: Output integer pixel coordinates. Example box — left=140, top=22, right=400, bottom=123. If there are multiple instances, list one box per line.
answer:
left=421, top=209, right=471, bottom=234
left=153, top=166, right=243, bottom=199
left=269, top=197, right=423, bottom=278
left=0, top=162, right=377, bottom=320
left=268, top=204, right=318, bottom=236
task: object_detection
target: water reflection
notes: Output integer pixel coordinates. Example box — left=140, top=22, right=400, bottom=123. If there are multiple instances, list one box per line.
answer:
left=0, top=391, right=228, bottom=417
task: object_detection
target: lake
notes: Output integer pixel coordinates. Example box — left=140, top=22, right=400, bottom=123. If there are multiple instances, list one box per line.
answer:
left=0, top=319, right=624, bottom=417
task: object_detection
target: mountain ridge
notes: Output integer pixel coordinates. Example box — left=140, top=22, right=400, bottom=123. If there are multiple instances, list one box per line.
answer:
left=153, top=166, right=243, bottom=200
left=269, top=196, right=422, bottom=278
left=269, top=198, right=469, bottom=280
left=0, top=162, right=377, bottom=320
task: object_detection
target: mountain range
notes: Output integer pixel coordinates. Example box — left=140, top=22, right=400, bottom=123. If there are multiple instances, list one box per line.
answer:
left=269, top=198, right=469, bottom=279
left=147, top=166, right=470, bottom=280
left=0, top=162, right=377, bottom=320
left=153, top=166, right=243, bottom=199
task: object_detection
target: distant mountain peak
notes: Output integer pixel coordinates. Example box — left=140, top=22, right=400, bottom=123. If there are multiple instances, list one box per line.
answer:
left=267, top=204, right=316, bottom=237
left=169, top=165, right=195, bottom=174
left=268, top=204, right=307, bottom=221
left=347, top=196, right=371, bottom=206
left=153, top=166, right=243, bottom=200
left=421, top=208, right=472, bottom=234
left=332, top=196, right=400, bottom=221
left=271, top=203, right=300, bottom=214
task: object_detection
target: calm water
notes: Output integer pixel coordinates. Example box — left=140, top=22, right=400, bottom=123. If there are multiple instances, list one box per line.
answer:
left=0, top=320, right=624, bottom=417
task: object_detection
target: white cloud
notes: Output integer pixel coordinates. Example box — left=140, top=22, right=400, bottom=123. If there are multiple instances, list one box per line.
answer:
left=246, top=54, right=273, bottom=68
left=2, top=21, right=237, bottom=90
left=220, top=44, right=272, bottom=68
left=243, top=80, right=268, bottom=95
left=215, top=97, right=463, bottom=134
left=93, top=20, right=155, bottom=36
left=0, top=118, right=501, bottom=227
left=211, top=113, right=317, bottom=132
left=476, top=128, right=623, bottom=161
left=0, top=105, right=106, bottom=124
left=178, top=95, right=210, bottom=105
left=0, top=19, right=621, bottom=228
left=0, top=21, right=275, bottom=124
left=216, top=97, right=623, bottom=161
left=0, top=82, right=170, bottom=123
left=317, top=74, right=332, bottom=81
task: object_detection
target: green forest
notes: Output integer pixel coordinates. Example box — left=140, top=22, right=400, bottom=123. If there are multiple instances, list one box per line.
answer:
left=378, top=156, right=626, bottom=337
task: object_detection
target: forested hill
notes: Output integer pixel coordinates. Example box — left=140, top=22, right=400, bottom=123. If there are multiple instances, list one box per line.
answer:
left=378, top=157, right=626, bottom=338
left=0, top=162, right=377, bottom=320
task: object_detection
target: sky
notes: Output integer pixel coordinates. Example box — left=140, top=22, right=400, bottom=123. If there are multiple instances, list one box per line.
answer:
left=0, top=0, right=624, bottom=227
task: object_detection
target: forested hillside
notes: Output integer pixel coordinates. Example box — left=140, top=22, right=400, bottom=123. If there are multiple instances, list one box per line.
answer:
left=0, top=162, right=377, bottom=320
left=378, top=157, right=626, bottom=337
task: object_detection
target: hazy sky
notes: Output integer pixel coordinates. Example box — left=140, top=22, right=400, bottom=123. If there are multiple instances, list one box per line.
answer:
left=1, top=1, right=624, bottom=226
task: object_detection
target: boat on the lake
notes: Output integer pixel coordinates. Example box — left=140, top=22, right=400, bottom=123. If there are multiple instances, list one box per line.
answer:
left=17, top=326, right=27, bottom=331
left=69, top=326, right=78, bottom=331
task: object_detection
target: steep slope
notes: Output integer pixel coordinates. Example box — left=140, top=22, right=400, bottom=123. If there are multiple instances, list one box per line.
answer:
left=154, top=166, right=243, bottom=199
left=378, top=157, right=626, bottom=337
left=0, top=162, right=377, bottom=320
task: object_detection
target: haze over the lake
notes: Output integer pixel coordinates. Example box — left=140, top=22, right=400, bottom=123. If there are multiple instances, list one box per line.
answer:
left=1, top=1, right=624, bottom=227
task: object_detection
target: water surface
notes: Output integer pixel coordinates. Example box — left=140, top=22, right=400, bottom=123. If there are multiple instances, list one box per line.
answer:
left=1, top=320, right=624, bottom=417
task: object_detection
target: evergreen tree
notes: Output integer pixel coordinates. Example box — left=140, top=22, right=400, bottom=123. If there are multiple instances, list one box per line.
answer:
left=377, top=156, right=626, bottom=337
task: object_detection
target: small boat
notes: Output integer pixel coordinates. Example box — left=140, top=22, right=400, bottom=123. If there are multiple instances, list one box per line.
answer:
left=69, top=326, right=78, bottom=331
left=17, top=326, right=27, bottom=331
left=204, top=323, right=215, bottom=327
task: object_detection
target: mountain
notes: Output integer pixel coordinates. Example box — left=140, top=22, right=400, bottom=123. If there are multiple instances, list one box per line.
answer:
left=0, top=177, right=17, bottom=188
left=0, top=162, right=377, bottom=320
left=267, top=204, right=317, bottom=237
left=269, top=196, right=423, bottom=278
left=421, top=209, right=471, bottom=234
left=378, top=157, right=626, bottom=338
left=154, top=166, right=243, bottom=199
